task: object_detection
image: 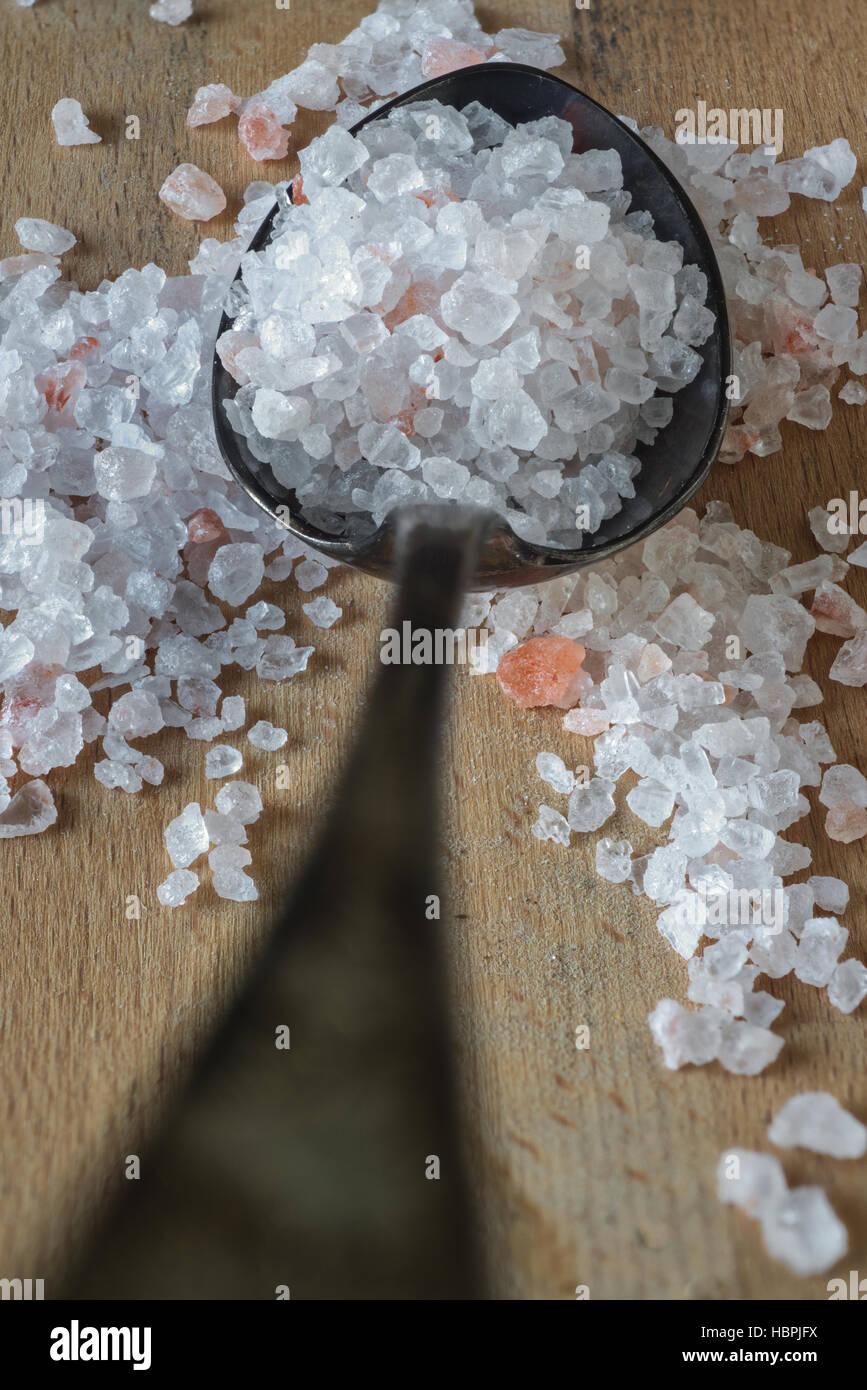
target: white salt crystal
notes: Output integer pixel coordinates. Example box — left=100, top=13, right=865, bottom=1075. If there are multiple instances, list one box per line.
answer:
left=157, top=868, right=199, bottom=907
left=535, top=751, right=574, bottom=794
left=794, top=917, right=848, bottom=986
left=827, top=959, right=867, bottom=1014
left=164, top=802, right=209, bottom=868
left=203, top=809, right=247, bottom=846
left=208, top=544, right=265, bottom=607
left=294, top=559, right=328, bottom=592
left=595, top=837, right=632, bottom=882
left=214, top=780, right=263, bottom=824
left=14, top=218, right=76, bottom=254
left=716, top=1149, right=787, bottom=1216
left=760, top=1187, right=847, bottom=1275
left=150, top=0, right=193, bottom=23
left=566, top=776, right=616, bottom=832
left=0, top=780, right=57, bottom=838
left=768, top=1092, right=867, bottom=1158
left=51, top=98, right=101, bottom=146
left=807, top=875, right=849, bottom=913
left=248, top=721, right=288, bottom=750
left=205, top=744, right=243, bottom=779
left=839, top=380, right=867, bottom=405
left=303, top=596, right=342, bottom=627
left=531, top=804, right=571, bottom=845
left=212, top=867, right=259, bottom=902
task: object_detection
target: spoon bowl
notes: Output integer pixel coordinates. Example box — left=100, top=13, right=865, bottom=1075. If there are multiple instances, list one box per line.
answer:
left=213, top=62, right=730, bottom=588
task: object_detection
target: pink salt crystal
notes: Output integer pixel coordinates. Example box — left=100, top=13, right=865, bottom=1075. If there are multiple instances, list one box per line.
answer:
left=497, top=636, right=585, bottom=709
left=186, top=83, right=240, bottom=128
left=420, top=38, right=491, bottom=78
left=159, top=163, right=226, bottom=221
left=636, top=643, right=672, bottom=682
left=829, top=629, right=867, bottom=686
left=215, top=329, right=260, bottom=385
left=811, top=581, right=867, bottom=637
left=35, top=360, right=86, bottom=424
left=186, top=507, right=228, bottom=544
left=238, top=102, right=290, bottom=161
left=826, top=800, right=867, bottom=843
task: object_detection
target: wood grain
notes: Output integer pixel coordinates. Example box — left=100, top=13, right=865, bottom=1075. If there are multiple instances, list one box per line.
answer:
left=0, top=0, right=865, bottom=1300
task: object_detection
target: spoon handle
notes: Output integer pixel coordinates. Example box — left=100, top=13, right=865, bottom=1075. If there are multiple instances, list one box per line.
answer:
left=72, top=507, right=488, bottom=1300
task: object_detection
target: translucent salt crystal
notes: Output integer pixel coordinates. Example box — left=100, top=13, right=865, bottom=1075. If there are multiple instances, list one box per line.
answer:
left=819, top=763, right=867, bottom=808
left=825, top=262, right=862, bottom=308
left=300, top=125, right=369, bottom=185
left=716, top=1149, right=787, bottom=1216
left=562, top=708, right=609, bottom=736
left=829, top=630, right=867, bottom=686
left=164, top=802, right=209, bottom=868
left=205, top=744, right=243, bottom=779
left=150, top=0, right=192, bottom=21
left=0, top=631, right=35, bottom=681
left=497, top=636, right=585, bottom=708
left=566, top=777, right=616, bottom=832
left=208, top=543, right=265, bottom=607
left=828, top=958, right=867, bottom=1014
left=212, top=866, right=259, bottom=902
left=760, top=1187, right=848, bottom=1276
left=214, top=780, right=262, bottom=824
left=159, top=164, right=226, bottom=222
left=653, top=593, right=714, bottom=649
left=531, top=804, right=571, bottom=845
left=275, top=57, right=339, bottom=111
left=717, top=1018, right=784, bottom=1075
left=51, top=98, right=101, bottom=146
left=0, top=779, right=57, bottom=838
left=493, top=28, right=566, bottom=67
left=303, top=596, right=341, bottom=627
left=238, top=102, right=291, bottom=161
left=109, top=689, right=164, bottom=738
left=839, top=380, right=867, bottom=405
left=786, top=386, right=833, bottom=431
left=203, top=809, right=247, bottom=846
left=743, top=990, right=785, bottom=1029
left=808, top=875, right=849, bottom=913
left=95, top=760, right=142, bottom=793
left=440, top=273, right=519, bottom=347
left=814, top=303, right=858, bottom=343
left=739, top=594, right=815, bottom=670
left=246, top=603, right=284, bottom=632
left=186, top=83, right=240, bottom=128
left=626, top=778, right=673, bottom=827
left=648, top=999, right=722, bottom=1069
left=826, top=801, right=867, bottom=842
left=208, top=843, right=252, bottom=873
left=257, top=637, right=313, bottom=682
left=248, top=721, right=287, bottom=751
left=294, top=559, right=328, bottom=592
left=535, top=751, right=574, bottom=794
left=795, top=917, right=848, bottom=986
left=595, top=836, right=632, bottom=882
left=157, top=868, right=199, bottom=907
left=14, top=217, right=76, bottom=254
left=95, top=447, right=157, bottom=503
left=769, top=1092, right=866, bottom=1159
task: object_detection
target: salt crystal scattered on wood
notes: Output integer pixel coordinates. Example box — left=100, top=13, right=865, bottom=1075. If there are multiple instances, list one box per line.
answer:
left=159, top=163, right=227, bottom=221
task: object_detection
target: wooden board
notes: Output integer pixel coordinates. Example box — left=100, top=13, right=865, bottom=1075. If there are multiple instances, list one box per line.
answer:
left=1, top=0, right=865, bottom=1300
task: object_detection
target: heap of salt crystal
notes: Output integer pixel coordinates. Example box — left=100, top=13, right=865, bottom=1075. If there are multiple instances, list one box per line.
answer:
left=498, top=501, right=867, bottom=1072
left=219, top=103, right=714, bottom=548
